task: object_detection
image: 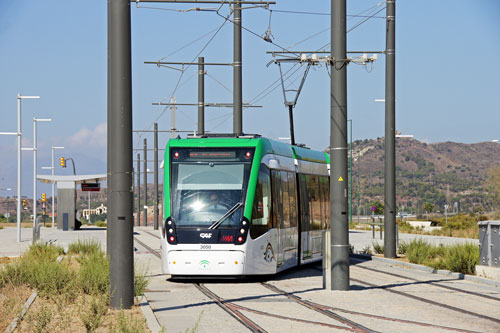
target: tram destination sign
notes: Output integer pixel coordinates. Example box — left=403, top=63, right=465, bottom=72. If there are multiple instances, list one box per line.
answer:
left=81, top=183, right=100, bottom=192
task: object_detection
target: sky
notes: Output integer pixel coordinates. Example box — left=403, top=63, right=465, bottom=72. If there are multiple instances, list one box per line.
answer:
left=0, top=0, right=499, bottom=198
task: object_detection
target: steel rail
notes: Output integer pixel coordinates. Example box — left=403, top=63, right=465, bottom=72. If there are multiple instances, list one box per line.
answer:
left=352, top=262, right=500, bottom=302
left=261, top=282, right=374, bottom=332
left=351, top=277, right=500, bottom=325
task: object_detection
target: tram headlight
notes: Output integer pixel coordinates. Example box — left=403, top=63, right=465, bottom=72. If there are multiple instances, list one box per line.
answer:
left=242, top=220, right=247, bottom=226
left=168, top=228, right=174, bottom=234
left=240, top=228, right=245, bottom=234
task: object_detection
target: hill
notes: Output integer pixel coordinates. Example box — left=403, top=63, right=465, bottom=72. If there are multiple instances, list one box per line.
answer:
left=350, top=138, right=500, bottom=215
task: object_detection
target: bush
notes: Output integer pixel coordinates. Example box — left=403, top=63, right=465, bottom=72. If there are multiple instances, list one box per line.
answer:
left=68, top=239, right=103, bottom=256
left=96, top=221, right=107, bottom=228
left=78, top=251, right=110, bottom=296
left=372, top=242, right=384, bottom=254
left=0, top=243, right=74, bottom=297
left=444, top=243, right=479, bottom=275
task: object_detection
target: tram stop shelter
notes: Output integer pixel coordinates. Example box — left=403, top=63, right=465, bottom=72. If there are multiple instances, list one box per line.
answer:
left=37, top=174, right=106, bottom=230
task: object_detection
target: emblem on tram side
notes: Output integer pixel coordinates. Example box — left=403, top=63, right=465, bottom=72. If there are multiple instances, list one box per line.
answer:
left=263, top=243, right=275, bottom=263
left=200, top=233, right=212, bottom=239
left=200, top=260, right=210, bottom=270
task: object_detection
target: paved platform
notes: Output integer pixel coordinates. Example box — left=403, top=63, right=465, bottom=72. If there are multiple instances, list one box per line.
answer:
left=1, top=225, right=498, bottom=332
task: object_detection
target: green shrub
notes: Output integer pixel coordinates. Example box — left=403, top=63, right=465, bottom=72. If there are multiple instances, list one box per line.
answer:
left=134, top=263, right=149, bottom=297
left=397, top=241, right=409, bottom=255
left=78, top=251, right=110, bottom=296
left=80, top=294, right=108, bottom=332
left=96, top=221, right=107, bottom=228
left=372, top=242, right=384, bottom=254
left=111, top=309, right=146, bottom=333
left=68, top=239, right=103, bottom=256
left=0, top=243, right=74, bottom=296
left=444, top=243, right=479, bottom=275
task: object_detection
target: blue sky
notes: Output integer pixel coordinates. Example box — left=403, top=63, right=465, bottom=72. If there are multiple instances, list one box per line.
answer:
left=1, top=0, right=499, bottom=197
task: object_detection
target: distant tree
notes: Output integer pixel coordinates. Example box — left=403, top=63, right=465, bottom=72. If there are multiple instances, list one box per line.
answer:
left=422, top=202, right=435, bottom=219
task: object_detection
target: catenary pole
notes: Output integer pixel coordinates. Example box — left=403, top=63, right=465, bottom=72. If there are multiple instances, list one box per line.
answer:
left=143, top=138, right=148, bottom=226
left=198, top=57, right=205, bottom=135
left=384, top=0, right=396, bottom=258
left=233, top=1, right=242, bottom=135
left=137, top=153, right=141, bottom=226
left=330, top=0, right=350, bottom=290
left=17, top=96, right=22, bottom=242
left=108, top=0, right=134, bottom=309
left=154, top=123, right=159, bottom=230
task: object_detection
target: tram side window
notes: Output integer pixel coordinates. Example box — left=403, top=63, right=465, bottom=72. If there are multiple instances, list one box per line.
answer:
left=307, top=175, right=322, bottom=230
left=288, top=172, right=298, bottom=228
left=250, top=165, right=272, bottom=239
left=271, top=170, right=282, bottom=228
left=281, top=171, right=290, bottom=228
left=299, top=174, right=310, bottom=231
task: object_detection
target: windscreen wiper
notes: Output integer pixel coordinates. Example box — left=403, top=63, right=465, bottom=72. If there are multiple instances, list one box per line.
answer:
left=208, top=202, right=243, bottom=230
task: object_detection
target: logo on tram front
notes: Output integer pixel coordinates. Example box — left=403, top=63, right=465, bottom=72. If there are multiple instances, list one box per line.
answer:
left=200, top=260, right=210, bottom=270
left=200, top=233, right=212, bottom=239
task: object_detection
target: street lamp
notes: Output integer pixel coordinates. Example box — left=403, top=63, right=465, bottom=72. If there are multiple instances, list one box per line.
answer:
left=42, top=146, right=64, bottom=228
left=0, top=95, right=40, bottom=242
left=32, top=117, right=52, bottom=232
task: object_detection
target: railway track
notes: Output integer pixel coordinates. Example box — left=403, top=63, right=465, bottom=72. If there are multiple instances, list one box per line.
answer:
left=134, top=230, right=497, bottom=332
left=133, top=232, right=371, bottom=332
left=351, top=259, right=500, bottom=302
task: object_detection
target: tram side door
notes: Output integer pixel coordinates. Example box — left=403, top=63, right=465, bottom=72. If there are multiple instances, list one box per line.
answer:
left=271, top=170, right=284, bottom=267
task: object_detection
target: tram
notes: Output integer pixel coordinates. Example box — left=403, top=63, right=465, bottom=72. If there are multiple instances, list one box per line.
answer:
left=160, top=134, right=330, bottom=276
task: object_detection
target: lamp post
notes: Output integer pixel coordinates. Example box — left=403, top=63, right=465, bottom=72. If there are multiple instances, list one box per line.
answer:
left=1, top=188, right=12, bottom=217
left=32, top=118, right=52, bottom=232
left=42, top=146, right=64, bottom=228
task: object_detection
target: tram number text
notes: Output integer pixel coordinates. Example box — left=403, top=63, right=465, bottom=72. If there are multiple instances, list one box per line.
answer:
left=200, top=245, right=211, bottom=250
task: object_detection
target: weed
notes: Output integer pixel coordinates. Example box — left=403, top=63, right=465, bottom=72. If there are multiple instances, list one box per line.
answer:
left=27, top=304, right=53, bottom=333
left=372, top=242, right=384, bottom=254
left=79, top=294, right=108, bottom=332
left=111, top=309, right=146, bottom=333
left=134, top=262, right=150, bottom=297
left=78, top=251, right=110, bottom=296
left=444, top=243, right=479, bottom=275
left=360, top=245, right=372, bottom=255
left=185, top=310, right=204, bottom=333
left=397, top=241, right=409, bottom=255
left=68, top=239, right=103, bottom=256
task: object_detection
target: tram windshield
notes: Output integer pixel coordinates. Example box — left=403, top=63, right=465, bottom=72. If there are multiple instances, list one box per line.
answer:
left=170, top=148, right=254, bottom=228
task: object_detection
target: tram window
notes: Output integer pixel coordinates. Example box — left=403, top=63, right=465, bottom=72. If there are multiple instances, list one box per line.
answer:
left=307, top=175, right=322, bottom=230
left=271, top=170, right=282, bottom=228
left=288, top=172, right=298, bottom=228
left=281, top=172, right=290, bottom=228
left=299, top=174, right=310, bottom=231
left=250, top=165, right=271, bottom=239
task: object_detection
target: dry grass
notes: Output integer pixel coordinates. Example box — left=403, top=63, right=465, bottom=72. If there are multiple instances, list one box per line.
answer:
left=16, top=294, right=148, bottom=333
left=0, top=284, right=32, bottom=331
left=0, top=257, right=13, bottom=264
left=0, top=222, right=34, bottom=228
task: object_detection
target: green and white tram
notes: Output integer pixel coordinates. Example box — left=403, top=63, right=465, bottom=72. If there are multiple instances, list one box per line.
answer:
left=161, top=134, right=330, bottom=276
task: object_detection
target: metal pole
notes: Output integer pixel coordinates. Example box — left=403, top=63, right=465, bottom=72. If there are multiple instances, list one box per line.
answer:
left=17, top=95, right=22, bottom=242
left=88, top=192, right=91, bottom=223
left=384, top=0, right=397, bottom=258
left=288, top=105, right=296, bottom=146
left=143, top=138, right=147, bottom=226
left=170, top=97, right=177, bottom=139
left=33, top=119, right=37, bottom=233
left=330, top=0, right=349, bottom=290
left=357, top=151, right=360, bottom=224
left=108, top=0, right=134, bottom=309
left=137, top=153, right=141, bottom=226
left=198, top=57, right=205, bottom=135
left=349, top=119, right=352, bottom=224
left=51, top=147, right=55, bottom=228
left=154, top=123, right=159, bottom=230
left=233, top=0, right=242, bottom=136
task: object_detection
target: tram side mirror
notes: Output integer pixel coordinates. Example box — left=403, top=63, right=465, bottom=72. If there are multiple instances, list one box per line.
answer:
left=268, top=159, right=279, bottom=169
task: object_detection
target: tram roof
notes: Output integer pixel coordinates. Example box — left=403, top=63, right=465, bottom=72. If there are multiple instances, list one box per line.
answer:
left=166, top=135, right=329, bottom=164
